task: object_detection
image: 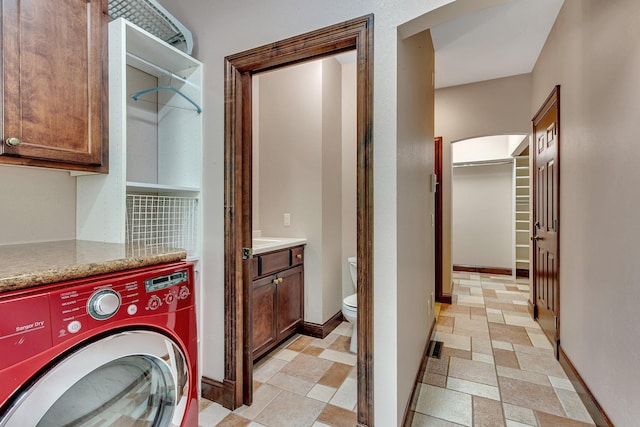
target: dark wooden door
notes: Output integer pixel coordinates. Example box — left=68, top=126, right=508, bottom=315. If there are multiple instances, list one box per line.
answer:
left=434, top=137, right=450, bottom=303
left=532, top=86, right=560, bottom=357
left=1, top=0, right=106, bottom=168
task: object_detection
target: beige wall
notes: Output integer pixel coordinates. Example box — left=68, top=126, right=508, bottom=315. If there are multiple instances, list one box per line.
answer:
left=396, top=29, right=435, bottom=422
left=341, top=62, right=357, bottom=298
left=320, top=58, right=344, bottom=321
left=452, top=163, right=513, bottom=268
left=435, top=73, right=532, bottom=293
left=255, top=57, right=349, bottom=324
left=0, top=165, right=76, bottom=244
left=254, top=60, right=325, bottom=323
left=531, top=1, right=640, bottom=424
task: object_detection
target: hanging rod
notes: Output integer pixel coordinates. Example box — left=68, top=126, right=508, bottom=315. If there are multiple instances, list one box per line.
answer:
left=452, top=158, right=513, bottom=168
left=126, top=52, right=199, bottom=89
left=131, top=85, right=202, bottom=114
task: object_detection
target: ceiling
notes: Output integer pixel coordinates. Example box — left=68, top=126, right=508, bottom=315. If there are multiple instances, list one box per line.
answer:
left=430, top=0, right=564, bottom=88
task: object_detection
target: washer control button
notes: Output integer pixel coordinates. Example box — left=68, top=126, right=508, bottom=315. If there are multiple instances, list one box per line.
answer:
left=67, top=321, right=82, bottom=334
left=127, top=304, right=138, bottom=315
left=87, top=289, right=121, bottom=320
left=164, top=292, right=176, bottom=304
left=178, top=286, right=190, bottom=300
left=147, top=295, right=162, bottom=311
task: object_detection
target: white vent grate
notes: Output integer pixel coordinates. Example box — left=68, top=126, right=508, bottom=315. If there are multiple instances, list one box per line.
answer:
left=126, top=194, right=198, bottom=257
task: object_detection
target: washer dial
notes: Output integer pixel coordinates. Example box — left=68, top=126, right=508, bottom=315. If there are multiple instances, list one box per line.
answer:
left=87, top=289, right=121, bottom=320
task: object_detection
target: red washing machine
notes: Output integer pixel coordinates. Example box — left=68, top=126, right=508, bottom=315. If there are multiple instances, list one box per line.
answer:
left=0, top=261, right=198, bottom=427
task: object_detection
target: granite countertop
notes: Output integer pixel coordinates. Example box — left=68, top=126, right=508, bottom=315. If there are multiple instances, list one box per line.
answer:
left=0, top=240, right=187, bottom=293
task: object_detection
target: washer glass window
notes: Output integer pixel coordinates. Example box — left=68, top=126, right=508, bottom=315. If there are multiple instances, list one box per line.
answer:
left=0, top=331, right=188, bottom=427
left=37, top=355, right=176, bottom=426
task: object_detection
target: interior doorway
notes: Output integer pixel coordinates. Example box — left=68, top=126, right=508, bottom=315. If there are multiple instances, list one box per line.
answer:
left=449, top=135, right=531, bottom=278
left=222, top=15, right=374, bottom=426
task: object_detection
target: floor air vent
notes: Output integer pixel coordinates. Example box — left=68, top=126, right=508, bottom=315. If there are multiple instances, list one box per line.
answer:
left=428, top=340, right=443, bottom=359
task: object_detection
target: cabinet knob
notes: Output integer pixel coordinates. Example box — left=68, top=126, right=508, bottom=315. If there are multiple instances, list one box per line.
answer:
left=273, top=277, right=284, bottom=285
left=5, top=137, right=20, bottom=147
left=296, top=254, right=302, bottom=259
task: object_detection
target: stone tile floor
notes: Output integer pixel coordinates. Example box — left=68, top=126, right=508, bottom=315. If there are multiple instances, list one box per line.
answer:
left=199, top=272, right=596, bottom=426
left=407, top=272, right=596, bottom=426
left=198, top=322, right=357, bottom=427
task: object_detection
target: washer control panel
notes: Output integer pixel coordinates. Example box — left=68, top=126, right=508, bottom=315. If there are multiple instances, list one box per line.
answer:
left=47, top=262, right=194, bottom=346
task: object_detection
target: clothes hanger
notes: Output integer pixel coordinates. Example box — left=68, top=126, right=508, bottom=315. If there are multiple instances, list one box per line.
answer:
left=131, top=85, right=202, bottom=114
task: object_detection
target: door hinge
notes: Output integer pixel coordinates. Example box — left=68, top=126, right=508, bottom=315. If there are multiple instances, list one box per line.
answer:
left=554, top=315, right=558, bottom=329
left=242, top=247, right=253, bottom=260
left=553, top=219, right=557, bottom=232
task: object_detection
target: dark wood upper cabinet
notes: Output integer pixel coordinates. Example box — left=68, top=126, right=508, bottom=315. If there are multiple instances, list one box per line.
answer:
left=0, top=0, right=108, bottom=172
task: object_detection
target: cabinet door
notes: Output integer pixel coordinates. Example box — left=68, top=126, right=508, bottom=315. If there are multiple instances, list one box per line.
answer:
left=252, top=277, right=277, bottom=359
left=1, top=0, right=107, bottom=169
left=276, top=265, right=304, bottom=339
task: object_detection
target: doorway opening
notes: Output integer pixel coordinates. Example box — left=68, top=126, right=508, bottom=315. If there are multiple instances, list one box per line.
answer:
left=450, top=135, right=531, bottom=280
left=221, top=15, right=374, bottom=426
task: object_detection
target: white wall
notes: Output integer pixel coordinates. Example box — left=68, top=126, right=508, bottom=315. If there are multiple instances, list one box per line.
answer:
left=531, top=1, right=640, bottom=424
left=0, top=165, right=76, bottom=244
left=451, top=163, right=512, bottom=268
left=452, top=135, right=511, bottom=163
left=435, top=73, right=532, bottom=293
left=254, top=58, right=349, bottom=324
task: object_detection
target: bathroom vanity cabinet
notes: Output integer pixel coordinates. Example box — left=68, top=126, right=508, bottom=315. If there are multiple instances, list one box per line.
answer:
left=251, top=245, right=304, bottom=360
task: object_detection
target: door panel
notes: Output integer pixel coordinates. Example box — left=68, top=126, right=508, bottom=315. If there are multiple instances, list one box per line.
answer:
left=276, top=266, right=303, bottom=338
left=532, top=86, right=560, bottom=357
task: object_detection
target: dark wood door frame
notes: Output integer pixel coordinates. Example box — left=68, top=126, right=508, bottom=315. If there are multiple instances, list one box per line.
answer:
left=532, top=85, right=560, bottom=357
left=434, top=137, right=451, bottom=304
left=222, top=15, right=374, bottom=426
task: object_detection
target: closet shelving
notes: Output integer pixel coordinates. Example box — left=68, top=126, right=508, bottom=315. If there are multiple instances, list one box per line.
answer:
left=514, top=156, right=530, bottom=275
left=76, top=18, right=203, bottom=260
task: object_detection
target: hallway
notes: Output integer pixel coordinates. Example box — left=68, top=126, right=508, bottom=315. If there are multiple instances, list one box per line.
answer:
left=407, top=272, right=596, bottom=426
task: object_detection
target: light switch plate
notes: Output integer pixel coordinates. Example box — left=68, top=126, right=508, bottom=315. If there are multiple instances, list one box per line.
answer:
left=283, top=213, right=291, bottom=226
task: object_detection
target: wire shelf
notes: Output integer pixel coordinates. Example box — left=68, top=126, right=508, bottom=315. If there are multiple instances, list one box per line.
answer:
left=109, top=0, right=193, bottom=54
left=126, top=194, right=198, bottom=257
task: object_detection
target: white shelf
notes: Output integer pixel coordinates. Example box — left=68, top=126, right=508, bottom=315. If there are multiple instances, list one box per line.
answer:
left=77, top=18, right=203, bottom=260
left=127, top=181, right=200, bottom=194
left=514, top=155, right=530, bottom=275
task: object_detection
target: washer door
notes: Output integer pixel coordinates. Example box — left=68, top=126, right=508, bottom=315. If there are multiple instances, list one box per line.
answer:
left=0, top=331, right=189, bottom=427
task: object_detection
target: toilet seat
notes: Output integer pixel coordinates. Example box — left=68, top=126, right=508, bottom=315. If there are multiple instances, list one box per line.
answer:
left=343, top=293, right=357, bottom=309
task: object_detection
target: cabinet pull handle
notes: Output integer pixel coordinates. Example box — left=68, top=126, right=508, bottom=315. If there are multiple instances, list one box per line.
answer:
left=296, top=254, right=302, bottom=259
left=273, top=277, right=283, bottom=285
left=5, top=137, right=20, bottom=146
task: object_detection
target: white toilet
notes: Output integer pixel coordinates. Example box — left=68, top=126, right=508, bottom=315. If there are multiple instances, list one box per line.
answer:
left=342, top=256, right=358, bottom=353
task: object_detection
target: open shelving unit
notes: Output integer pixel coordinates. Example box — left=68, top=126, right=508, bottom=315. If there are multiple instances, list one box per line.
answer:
left=514, top=155, right=530, bottom=276
left=76, top=18, right=203, bottom=260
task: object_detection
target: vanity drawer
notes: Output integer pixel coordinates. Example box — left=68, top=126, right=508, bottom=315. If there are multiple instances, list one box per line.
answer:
left=259, top=250, right=291, bottom=277
left=291, top=246, right=304, bottom=266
